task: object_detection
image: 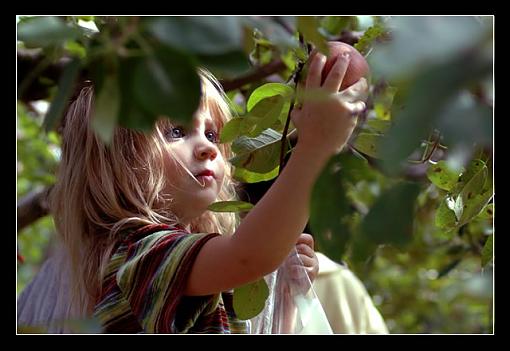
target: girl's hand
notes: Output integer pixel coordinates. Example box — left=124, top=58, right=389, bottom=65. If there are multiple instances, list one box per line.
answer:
left=285, top=233, right=319, bottom=285
left=295, top=233, right=319, bottom=283
left=291, top=53, right=368, bottom=158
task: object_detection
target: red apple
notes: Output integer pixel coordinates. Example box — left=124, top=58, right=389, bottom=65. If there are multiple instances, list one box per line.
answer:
left=310, top=41, right=370, bottom=91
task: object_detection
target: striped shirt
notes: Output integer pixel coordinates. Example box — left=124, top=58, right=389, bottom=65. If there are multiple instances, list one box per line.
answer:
left=93, top=224, right=248, bottom=334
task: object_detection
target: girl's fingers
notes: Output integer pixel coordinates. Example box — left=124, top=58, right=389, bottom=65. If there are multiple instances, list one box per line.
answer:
left=296, top=254, right=315, bottom=268
left=338, top=77, right=369, bottom=102
left=288, top=264, right=308, bottom=280
left=345, top=100, right=367, bottom=116
left=322, top=53, right=351, bottom=93
left=306, top=54, right=327, bottom=90
left=296, top=233, right=314, bottom=248
left=296, top=243, right=315, bottom=258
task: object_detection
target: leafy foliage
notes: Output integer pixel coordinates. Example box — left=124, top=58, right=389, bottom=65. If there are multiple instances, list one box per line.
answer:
left=17, top=16, right=493, bottom=333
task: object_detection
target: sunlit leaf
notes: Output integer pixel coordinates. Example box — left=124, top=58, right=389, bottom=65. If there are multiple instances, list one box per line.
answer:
left=230, top=129, right=289, bottom=173
left=459, top=164, right=487, bottom=205
left=353, top=133, right=384, bottom=159
left=427, top=161, right=459, bottom=191
left=220, top=118, right=243, bottom=144
left=244, top=96, right=288, bottom=138
left=233, top=166, right=280, bottom=183
left=247, top=83, right=294, bottom=112
left=364, top=119, right=392, bottom=134
left=207, top=201, right=254, bottom=212
left=476, top=203, right=494, bottom=220
left=297, top=16, right=329, bottom=54
left=435, top=198, right=457, bottom=229
left=320, top=16, right=357, bottom=36
left=454, top=159, right=486, bottom=194
left=459, top=190, right=493, bottom=226
left=355, top=22, right=386, bottom=55
left=233, top=278, right=269, bottom=320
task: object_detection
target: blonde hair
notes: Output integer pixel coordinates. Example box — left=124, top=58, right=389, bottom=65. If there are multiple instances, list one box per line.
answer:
left=51, top=69, right=240, bottom=318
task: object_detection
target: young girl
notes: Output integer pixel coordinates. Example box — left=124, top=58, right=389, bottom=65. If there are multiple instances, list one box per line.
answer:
left=19, top=51, right=367, bottom=333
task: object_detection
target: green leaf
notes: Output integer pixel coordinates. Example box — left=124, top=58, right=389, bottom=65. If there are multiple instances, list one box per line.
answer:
left=458, top=190, right=493, bottom=226
left=458, top=164, right=487, bottom=207
left=481, top=235, right=493, bottom=267
left=241, top=17, right=299, bottom=49
left=244, top=96, right=288, bottom=138
left=361, top=182, right=421, bottom=247
left=354, top=23, right=386, bottom=55
left=310, top=153, right=354, bottom=262
left=233, top=278, right=269, bottom=320
left=230, top=129, right=289, bottom=173
left=43, top=58, right=81, bottom=132
left=349, top=229, right=379, bottom=265
left=336, top=151, right=377, bottom=184
left=353, top=133, right=384, bottom=159
left=207, top=200, right=254, bottom=212
left=146, top=17, right=243, bottom=55
left=321, top=16, right=357, bottom=36
left=378, top=44, right=492, bottom=174
left=64, top=40, right=87, bottom=59
left=364, top=119, right=392, bottom=134
left=436, top=92, right=493, bottom=152
left=456, top=159, right=486, bottom=193
left=220, top=118, right=243, bottom=144
left=132, top=47, right=200, bottom=125
left=297, top=16, right=329, bottom=55
left=18, top=16, right=81, bottom=47
left=247, top=83, right=294, bottom=112
left=427, top=161, right=459, bottom=191
left=370, top=17, right=489, bottom=79
left=91, top=75, right=119, bottom=144
left=117, top=58, right=158, bottom=131
left=476, top=203, right=494, bottom=220
left=435, top=198, right=457, bottom=229
left=197, top=50, right=250, bottom=78
left=233, top=166, right=280, bottom=183
left=241, top=83, right=293, bottom=137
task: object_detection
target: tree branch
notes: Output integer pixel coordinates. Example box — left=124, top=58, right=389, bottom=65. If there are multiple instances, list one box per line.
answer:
left=331, top=31, right=364, bottom=46
left=17, top=186, right=52, bottom=233
left=219, top=59, right=287, bottom=92
left=17, top=49, right=87, bottom=103
left=18, top=48, right=288, bottom=97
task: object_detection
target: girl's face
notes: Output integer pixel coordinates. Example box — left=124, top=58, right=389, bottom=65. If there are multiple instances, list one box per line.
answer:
left=163, top=110, right=225, bottom=225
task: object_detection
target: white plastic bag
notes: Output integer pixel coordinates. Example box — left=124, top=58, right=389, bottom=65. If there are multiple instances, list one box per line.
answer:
left=250, top=248, right=333, bottom=334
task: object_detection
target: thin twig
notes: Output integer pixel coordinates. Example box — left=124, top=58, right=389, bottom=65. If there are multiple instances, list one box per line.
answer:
left=220, top=59, right=287, bottom=92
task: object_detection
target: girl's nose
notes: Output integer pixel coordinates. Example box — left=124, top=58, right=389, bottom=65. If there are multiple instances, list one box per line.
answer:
left=195, top=144, right=217, bottom=161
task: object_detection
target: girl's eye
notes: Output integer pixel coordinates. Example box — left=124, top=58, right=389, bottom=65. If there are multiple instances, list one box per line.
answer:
left=205, top=130, right=219, bottom=143
left=168, top=127, right=185, bottom=140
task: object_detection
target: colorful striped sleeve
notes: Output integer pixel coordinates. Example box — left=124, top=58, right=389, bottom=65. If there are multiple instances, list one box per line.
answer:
left=116, top=229, right=220, bottom=333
